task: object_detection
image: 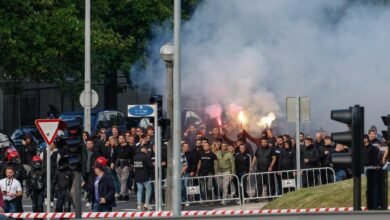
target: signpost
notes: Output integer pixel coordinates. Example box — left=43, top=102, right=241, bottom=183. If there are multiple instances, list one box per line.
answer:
left=34, top=119, right=62, bottom=216
left=128, top=104, right=162, bottom=211
left=286, top=97, right=311, bottom=189
left=79, top=89, right=99, bottom=109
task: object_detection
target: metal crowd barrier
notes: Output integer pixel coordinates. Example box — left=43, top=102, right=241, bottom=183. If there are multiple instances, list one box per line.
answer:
left=147, top=173, right=242, bottom=210
left=241, top=167, right=336, bottom=206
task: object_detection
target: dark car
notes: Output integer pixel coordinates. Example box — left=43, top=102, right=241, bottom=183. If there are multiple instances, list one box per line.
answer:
left=59, top=110, right=127, bottom=136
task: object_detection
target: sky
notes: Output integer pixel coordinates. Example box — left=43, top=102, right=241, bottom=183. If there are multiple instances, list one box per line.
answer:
left=131, top=0, right=390, bottom=134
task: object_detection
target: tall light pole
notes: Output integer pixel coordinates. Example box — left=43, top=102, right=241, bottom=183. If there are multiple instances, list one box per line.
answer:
left=159, top=0, right=182, bottom=215
left=172, top=0, right=182, bottom=216
left=79, top=0, right=91, bottom=218
left=160, top=43, right=174, bottom=211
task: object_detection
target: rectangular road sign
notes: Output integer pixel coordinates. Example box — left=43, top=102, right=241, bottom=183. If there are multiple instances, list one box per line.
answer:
left=128, top=105, right=155, bottom=117
left=286, top=97, right=311, bottom=122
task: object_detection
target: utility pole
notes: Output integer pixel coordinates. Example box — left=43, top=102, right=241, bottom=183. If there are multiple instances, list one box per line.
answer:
left=172, top=0, right=182, bottom=216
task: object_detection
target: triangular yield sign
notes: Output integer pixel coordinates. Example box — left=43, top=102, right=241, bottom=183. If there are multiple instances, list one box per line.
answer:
left=35, top=119, right=61, bottom=145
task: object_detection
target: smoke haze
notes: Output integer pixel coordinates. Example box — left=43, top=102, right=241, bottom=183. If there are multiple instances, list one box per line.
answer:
left=131, top=0, right=390, bottom=134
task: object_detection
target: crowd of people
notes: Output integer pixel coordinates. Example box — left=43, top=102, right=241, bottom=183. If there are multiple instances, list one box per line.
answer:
left=0, top=122, right=388, bottom=213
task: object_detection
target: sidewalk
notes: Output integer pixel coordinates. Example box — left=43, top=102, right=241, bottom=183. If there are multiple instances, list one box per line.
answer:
left=213, top=202, right=268, bottom=210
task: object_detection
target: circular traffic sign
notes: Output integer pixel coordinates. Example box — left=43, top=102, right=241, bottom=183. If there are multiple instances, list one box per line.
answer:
left=79, top=89, right=99, bottom=108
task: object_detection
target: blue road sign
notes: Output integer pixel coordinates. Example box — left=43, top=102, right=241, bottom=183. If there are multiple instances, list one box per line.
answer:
left=128, top=105, right=155, bottom=117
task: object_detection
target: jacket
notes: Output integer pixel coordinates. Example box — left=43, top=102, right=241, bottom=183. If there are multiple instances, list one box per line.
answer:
left=19, top=142, right=38, bottom=165
left=133, top=151, right=153, bottom=183
left=90, top=173, right=116, bottom=208
left=215, top=150, right=235, bottom=173
left=301, top=144, right=320, bottom=169
left=82, top=149, right=99, bottom=177
left=278, top=148, right=296, bottom=171
left=234, top=152, right=251, bottom=174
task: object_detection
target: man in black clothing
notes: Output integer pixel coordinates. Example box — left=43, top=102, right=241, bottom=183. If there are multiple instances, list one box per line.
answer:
left=314, top=132, right=324, bottom=149
left=234, top=144, right=251, bottom=201
left=53, top=157, right=74, bottom=212
left=250, top=138, right=277, bottom=197
left=115, top=134, right=134, bottom=200
left=95, top=128, right=107, bottom=156
left=82, top=139, right=100, bottom=207
left=301, top=138, right=320, bottom=187
left=189, top=139, right=203, bottom=177
left=278, top=140, right=296, bottom=193
left=18, top=133, right=38, bottom=166
left=363, top=135, right=379, bottom=167
left=273, top=136, right=285, bottom=195
left=196, top=139, right=217, bottom=201
left=318, top=136, right=334, bottom=184
left=133, top=146, right=153, bottom=211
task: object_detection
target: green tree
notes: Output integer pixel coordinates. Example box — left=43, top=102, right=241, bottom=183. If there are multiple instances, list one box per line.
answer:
left=0, top=0, right=201, bottom=109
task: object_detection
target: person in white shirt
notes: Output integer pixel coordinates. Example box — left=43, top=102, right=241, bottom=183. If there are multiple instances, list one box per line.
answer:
left=0, top=166, right=23, bottom=213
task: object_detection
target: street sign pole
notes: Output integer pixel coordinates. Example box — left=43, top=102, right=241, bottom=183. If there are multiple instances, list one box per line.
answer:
left=295, top=97, right=301, bottom=190
left=172, top=0, right=182, bottom=216
left=153, top=104, right=162, bottom=211
left=35, top=119, right=62, bottom=218
left=80, top=0, right=91, bottom=217
left=287, top=97, right=310, bottom=190
left=128, top=105, right=161, bottom=211
left=46, top=146, right=51, bottom=216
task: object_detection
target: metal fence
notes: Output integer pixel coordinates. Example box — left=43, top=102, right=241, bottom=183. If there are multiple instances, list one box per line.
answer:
left=144, top=167, right=336, bottom=210
left=147, top=173, right=242, bottom=210
left=241, top=167, right=336, bottom=206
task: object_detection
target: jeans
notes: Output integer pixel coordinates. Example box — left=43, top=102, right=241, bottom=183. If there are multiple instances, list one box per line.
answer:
left=55, top=191, right=72, bottom=212
left=136, top=181, right=152, bottom=205
left=31, top=190, right=44, bottom=212
left=217, top=171, right=231, bottom=200
left=93, top=202, right=112, bottom=212
left=181, top=173, right=190, bottom=202
left=4, top=200, right=17, bottom=213
left=111, top=170, right=121, bottom=193
left=335, top=170, right=347, bottom=182
left=116, top=166, right=130, bottom=196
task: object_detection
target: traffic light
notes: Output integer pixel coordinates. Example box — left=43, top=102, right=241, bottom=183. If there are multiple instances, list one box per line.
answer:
left=65, top=119, right=83, bottom=171
left=149, top=95, right=170, bottom=142
left=331, top=105, right=364, bottom=211
left=331, top=105, right=364, bottom=176
left=149, top=95, right=163, bottom=119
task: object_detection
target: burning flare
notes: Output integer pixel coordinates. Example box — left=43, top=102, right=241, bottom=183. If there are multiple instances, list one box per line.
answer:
left=238, top=111, right=246, bottom=128
left=257, top=112, right=276, bottom=128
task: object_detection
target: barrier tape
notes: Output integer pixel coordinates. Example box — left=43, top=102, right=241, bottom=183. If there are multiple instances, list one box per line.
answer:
left=4, top=207, right=390, bottom=219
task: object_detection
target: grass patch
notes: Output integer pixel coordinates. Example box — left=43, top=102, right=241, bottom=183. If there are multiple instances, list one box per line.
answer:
left=264, top=176, right=389, bottom=209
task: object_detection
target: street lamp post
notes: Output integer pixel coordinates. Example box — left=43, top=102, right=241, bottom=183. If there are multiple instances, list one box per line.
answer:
left=160, top=43, right=174, bottom=211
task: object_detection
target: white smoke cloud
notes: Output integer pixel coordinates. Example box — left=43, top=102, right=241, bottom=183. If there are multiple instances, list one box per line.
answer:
left=131, top=0, right=390, bottom=134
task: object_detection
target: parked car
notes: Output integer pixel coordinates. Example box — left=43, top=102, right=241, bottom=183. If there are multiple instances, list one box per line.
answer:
left=0, top=132, right=13, bottom=149
left=59, top=110, right=127, bottom=136
left=10, top=126, right=46, bottom=151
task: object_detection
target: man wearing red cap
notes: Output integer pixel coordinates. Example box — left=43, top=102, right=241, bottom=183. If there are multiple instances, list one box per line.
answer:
left=89, top=157, right=116, bottom=212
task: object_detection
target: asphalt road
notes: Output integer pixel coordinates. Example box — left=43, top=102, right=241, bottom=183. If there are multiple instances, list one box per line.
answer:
left=21, top=193, right=253, bottom=212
